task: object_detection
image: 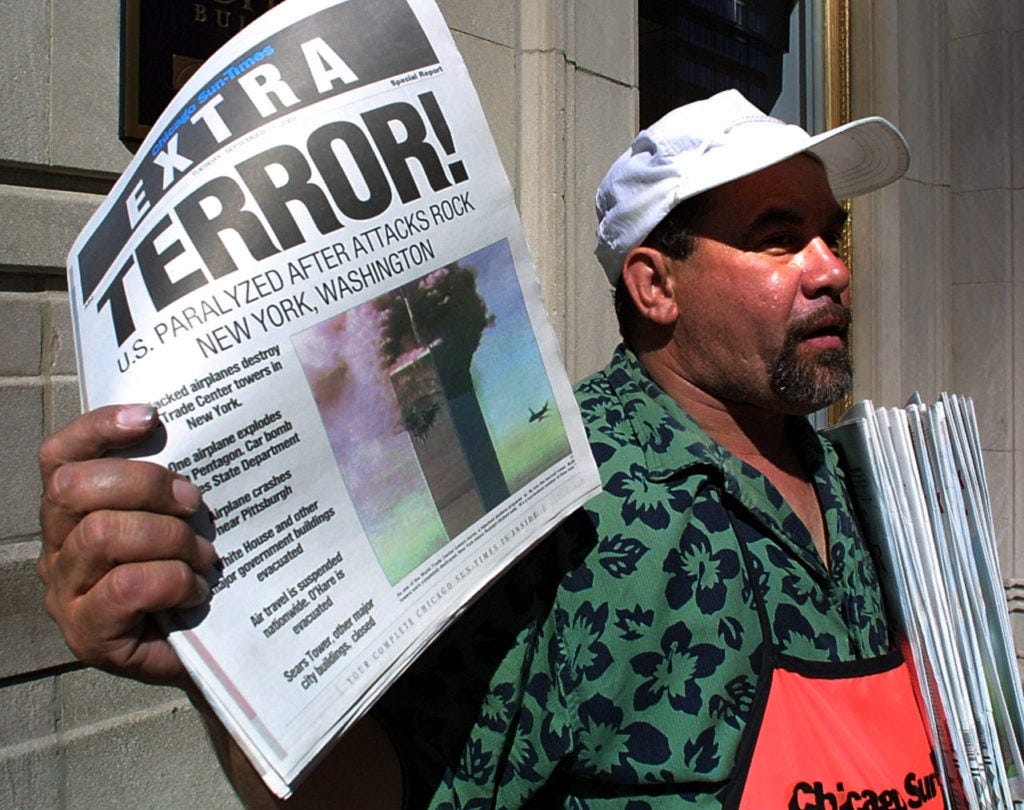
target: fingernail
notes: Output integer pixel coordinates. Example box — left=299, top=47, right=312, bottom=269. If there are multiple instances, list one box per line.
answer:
left=182, top=575, right=211, bottom=609
left=115, top=404, right=157, bottom=430
left=172, top=476, right=202, bottom=513
left=196, top=536, right=219, bottom=569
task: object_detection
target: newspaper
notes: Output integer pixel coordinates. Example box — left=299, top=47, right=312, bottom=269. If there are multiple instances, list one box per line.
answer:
left=824, top=397, right=1024, bottom=810
left=66, top=0, right=601, bottom=797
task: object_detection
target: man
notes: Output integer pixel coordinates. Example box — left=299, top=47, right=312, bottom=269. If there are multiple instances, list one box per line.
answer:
left=38, top=90, right=940, bottom=808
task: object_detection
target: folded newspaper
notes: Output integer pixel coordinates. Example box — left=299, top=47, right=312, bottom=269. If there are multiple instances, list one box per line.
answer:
left=824, top=397, right=1024, bottom=810
left=66, top=0, right=601, bottom=796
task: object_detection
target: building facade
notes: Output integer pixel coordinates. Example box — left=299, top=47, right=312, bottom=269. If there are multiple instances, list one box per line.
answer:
left=0, top=0, right=1021, bottom=805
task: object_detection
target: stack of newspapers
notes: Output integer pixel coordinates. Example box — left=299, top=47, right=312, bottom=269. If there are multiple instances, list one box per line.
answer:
left=823, top=396, right=1024, bottom=809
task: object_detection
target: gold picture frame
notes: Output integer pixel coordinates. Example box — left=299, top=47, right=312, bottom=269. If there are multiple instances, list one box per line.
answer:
left=824, top=0, right=853, bottom=425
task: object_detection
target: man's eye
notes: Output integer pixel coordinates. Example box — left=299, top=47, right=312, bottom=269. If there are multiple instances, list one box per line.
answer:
left=823, top=231, right=844, bottom=253
left=759, top=232, right=799, bottom=252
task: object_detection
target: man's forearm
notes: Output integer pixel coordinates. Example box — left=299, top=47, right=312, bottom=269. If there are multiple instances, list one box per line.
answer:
left=189, top=690, right=403, bottom=808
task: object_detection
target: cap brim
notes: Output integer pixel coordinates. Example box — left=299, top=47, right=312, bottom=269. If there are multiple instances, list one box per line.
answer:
left=662, top=116, right=910, bottom=218
left=806, top=116, right=910, bottom=199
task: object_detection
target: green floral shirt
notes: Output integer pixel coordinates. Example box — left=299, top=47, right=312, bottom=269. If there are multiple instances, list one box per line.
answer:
left=377, top=346, right=890, bottom=809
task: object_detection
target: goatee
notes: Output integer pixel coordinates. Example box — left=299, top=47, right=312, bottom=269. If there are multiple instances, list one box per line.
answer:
left=768, top=305, right=853, bottom=411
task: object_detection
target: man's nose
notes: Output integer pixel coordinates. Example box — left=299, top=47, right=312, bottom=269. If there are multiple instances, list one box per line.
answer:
left=800, top=237, right=851, bottom=299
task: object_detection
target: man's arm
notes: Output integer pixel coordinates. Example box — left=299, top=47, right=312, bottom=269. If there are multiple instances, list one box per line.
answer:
left=37, top=405, right=402, bottom=807
left=199, top=693, right=403, bottom=809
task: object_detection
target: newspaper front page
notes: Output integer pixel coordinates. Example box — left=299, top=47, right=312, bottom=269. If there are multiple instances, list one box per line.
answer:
left=66, top=0, right=601, bottom=796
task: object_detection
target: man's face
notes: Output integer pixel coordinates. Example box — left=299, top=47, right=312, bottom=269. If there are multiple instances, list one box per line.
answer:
left=667, top=154, right=852, bottom=415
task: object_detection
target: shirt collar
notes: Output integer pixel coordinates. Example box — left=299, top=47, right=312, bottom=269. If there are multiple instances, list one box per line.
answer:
left=595, top=346, right=853, bottom=578
left=600, top=345, right=730, bottom=480
left=600, top=346, right=843, bottom=552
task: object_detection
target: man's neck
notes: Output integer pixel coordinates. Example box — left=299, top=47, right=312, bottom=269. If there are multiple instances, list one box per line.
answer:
left=637, top=349, right=797, bottom=467
left=637, top=347, right=830, bottom=565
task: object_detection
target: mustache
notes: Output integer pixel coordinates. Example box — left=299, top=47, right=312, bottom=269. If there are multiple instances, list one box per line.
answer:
left=787, top=304, right=852, bottom=342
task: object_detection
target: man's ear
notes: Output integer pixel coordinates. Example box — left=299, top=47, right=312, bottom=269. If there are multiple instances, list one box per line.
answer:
left=621, top=247, right=679, bottom=326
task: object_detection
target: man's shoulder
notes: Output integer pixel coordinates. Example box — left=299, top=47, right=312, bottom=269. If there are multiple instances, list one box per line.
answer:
left=571, top=348, right=659, bottom=481
left=571, top=346, right=667, bottom=440
left=572, top=349, right=624, bottom=410
left=573, top=347, right=725, bottom=481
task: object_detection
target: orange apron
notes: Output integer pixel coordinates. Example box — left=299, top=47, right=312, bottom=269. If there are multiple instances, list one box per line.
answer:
left=723, top=510, right=945, bottom=809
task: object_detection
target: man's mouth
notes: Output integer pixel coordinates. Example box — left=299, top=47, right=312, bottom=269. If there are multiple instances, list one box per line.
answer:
left=791, top=307, right=851, bottom=350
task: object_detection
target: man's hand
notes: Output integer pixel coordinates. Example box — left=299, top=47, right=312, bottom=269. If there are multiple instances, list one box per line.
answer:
left=37, top=404, right=217, bottom=687
left=38, top=405, right=404, bottom=806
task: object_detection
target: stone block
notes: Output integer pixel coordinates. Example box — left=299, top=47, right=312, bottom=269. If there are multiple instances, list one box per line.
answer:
left=848, top=179, right=902, bottom=404
left=47, top=293, right=78, bottom=377
left=0, top=677, right=56, bottom=746
left=948, top=31, right=1010, bottom=192
left=0, top=383, right=44, bottom=539
left=573, top=0, right=635, bottom=86
left=951, top=188, right=1012, bottom=284
left=1015, top=451, right=1024, bottom=581
left=894, top=1, right=948, bottom=187
left=62, top=701, right=242, bottom=809
left=1015, top=252, right=1024, bottom=466
left=438, top=0, right=517, bottom=47
left=848, top=1, right=899, bottom=123
left=947, top=0, right=1009, bottom=39
left=50, top=0, right=132, bottom=175
left=0, top=295, right=43, bottom=376
left=0, top=0, right=48, bottom=166
left=897, top=180, right=951, bottom=399
left=520, top=0, right=567, bottom=52
left=0, top=734, right=62, bottom=810
left=59, top=668, right=183, bottom=732
left=0, top=186, right=103, bottom=272
left=1014, top=31, right=1024, bottom=188
left=982, top=448, right=1013, bottom=574
left=0, top=541, right=75, bottom=679
left=49, top=376, right=83, bottom=437
left=952, top=282, right=1012, bottom=451
left=1016, top=624, right=1024, bottom=680
left=566, top=72, right=634, bottom=380
left=452, top=32, right=517, bottom=181
left=517, top=49, right=568, bottom=332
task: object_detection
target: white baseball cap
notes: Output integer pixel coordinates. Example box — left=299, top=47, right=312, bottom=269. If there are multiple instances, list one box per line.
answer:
left=594, top=89, right=910, bottom=284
